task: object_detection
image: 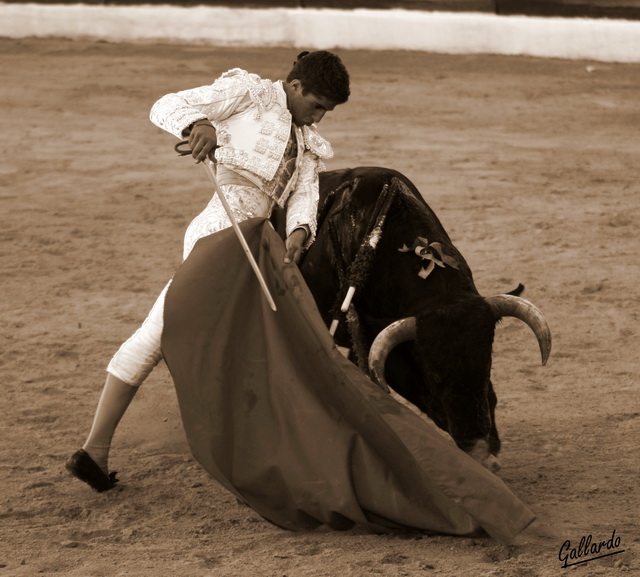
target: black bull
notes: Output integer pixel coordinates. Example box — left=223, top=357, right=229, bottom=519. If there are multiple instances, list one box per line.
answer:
left=273, top=167, right=551, bottom=469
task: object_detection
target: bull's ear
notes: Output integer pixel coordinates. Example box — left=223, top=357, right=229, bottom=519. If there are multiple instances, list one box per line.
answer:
left=485, top=295, right=552, bottom=365
left=506, top=283, right=525, bottom=296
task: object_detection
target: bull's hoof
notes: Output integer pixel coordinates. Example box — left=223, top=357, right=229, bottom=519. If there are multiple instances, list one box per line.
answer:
left=467, top=440, right=501, bottom=473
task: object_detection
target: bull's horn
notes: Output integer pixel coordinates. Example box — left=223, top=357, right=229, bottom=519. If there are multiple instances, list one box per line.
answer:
left=485, top=294, right=552, bottom=365
left=368, top=317, right=417, bottom=391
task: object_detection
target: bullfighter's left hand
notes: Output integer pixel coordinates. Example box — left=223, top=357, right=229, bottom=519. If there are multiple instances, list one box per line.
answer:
left=284, top=228, right=308, bottom=265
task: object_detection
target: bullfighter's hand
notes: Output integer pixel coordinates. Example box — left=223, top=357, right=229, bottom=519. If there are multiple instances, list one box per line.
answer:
left=284, top=228, right=308, bottom=265
left=188, top=121, right=217, bottom=164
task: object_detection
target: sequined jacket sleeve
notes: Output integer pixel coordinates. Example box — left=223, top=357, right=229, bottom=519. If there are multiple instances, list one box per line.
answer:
left=284, top=152, right=321, bottom=247
left=284, top=125, right=333, bottom=247
left=149, top=72, right=252, bottom=138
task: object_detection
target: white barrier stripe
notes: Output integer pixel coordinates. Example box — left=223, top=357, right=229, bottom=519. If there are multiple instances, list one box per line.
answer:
left=0, top=3, right=639, bottom=62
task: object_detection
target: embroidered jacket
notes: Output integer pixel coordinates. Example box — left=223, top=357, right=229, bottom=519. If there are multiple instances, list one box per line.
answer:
left=150, top=68, right=334, bottom=242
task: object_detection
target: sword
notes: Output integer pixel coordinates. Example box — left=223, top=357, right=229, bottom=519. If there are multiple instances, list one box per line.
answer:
left=175, top=140, right=277, bottom=312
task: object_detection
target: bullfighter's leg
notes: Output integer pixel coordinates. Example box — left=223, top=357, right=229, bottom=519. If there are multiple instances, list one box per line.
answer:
left=67, top=373, right=138, bottom=485
left=67, top=283, right=167, bottom=491
left=82, top=374, right=138, bottom=472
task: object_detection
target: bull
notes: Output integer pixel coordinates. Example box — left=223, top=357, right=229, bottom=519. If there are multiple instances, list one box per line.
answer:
left=286, top=167, right=551, bottom=471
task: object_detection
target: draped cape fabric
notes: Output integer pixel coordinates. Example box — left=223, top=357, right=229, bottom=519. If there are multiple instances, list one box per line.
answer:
left=161, top=218, right=534, bottom=543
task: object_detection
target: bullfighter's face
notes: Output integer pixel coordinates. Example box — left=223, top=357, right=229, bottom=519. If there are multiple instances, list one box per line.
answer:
left=287, top=79, right=337, bottom=127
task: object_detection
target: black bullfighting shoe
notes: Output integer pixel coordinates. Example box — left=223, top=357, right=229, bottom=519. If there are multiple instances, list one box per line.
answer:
left=66, top=449, right=118, bottom=492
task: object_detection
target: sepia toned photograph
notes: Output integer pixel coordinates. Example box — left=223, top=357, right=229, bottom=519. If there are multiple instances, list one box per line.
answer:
left=0, top=1, right=638, bottom=575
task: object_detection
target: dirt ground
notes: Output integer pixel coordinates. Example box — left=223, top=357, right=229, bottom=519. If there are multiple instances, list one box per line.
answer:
left=0, top=37, right=638, bottom=577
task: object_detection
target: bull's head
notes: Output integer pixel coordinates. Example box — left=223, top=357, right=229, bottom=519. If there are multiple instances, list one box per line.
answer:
left=368, top=294, right=551, bottom=469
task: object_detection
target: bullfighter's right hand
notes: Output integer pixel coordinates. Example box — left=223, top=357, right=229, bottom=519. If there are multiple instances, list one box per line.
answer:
left=188, top=121, right=217, bottom=164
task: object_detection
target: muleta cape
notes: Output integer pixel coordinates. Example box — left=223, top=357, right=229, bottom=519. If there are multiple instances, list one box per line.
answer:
left=161, top=218, right=534, bottom=543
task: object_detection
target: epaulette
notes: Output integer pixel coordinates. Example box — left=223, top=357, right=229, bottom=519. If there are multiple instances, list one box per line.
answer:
left=219, top=68, right=277, bottom=109
left=302, top=125, right=334, bottom=160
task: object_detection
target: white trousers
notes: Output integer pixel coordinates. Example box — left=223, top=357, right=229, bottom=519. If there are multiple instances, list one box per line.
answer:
left=107, top=184, right=271, bottom=386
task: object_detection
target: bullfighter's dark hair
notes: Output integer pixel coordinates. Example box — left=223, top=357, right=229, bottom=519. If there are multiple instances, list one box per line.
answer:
left=286, top=50, right=350, bottom=104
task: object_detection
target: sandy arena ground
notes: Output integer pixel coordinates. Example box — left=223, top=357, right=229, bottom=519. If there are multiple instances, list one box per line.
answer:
left=0, top=37, right=638, bottom=577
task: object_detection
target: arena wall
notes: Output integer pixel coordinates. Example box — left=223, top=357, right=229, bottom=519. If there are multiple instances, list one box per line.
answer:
left=3, top=0, right=640, bottom=20
left=1, top=2, right=639, bottom=62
